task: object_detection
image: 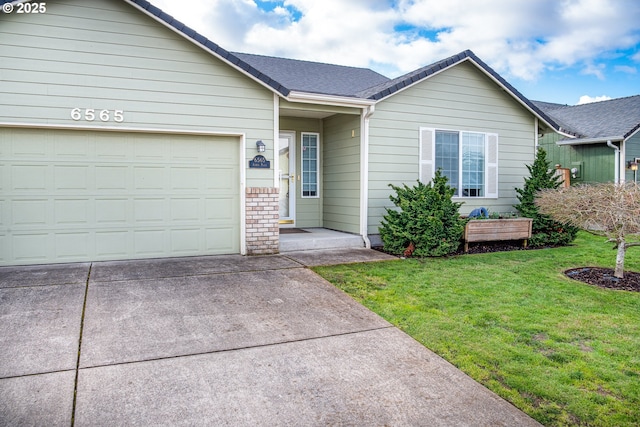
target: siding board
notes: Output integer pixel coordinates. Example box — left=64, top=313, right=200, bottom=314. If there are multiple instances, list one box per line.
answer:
left=323, top=114, right=361, bottom=233
left=0, top=0, right=275, bottom=188
left=368, top=61, right=536, bottom=234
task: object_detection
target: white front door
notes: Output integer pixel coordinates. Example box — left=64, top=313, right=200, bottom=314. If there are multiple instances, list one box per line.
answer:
left=279, top=132, right=296, bottom=223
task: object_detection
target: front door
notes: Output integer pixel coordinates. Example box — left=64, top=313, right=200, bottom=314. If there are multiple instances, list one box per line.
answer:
left=279, top=132, right=296, bottom=224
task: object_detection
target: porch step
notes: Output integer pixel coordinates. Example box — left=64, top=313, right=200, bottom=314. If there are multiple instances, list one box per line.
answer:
left=279, top=228, right=365, bottom=252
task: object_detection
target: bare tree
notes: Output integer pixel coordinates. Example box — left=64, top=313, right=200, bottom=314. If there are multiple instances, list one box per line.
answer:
left=536, top=182, right=640, bottom=278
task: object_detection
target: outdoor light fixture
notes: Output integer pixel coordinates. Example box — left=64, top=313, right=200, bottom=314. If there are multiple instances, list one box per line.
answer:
left=627, top=160, right=638, bottom=171
left=256, top=140, right=265, bottom=153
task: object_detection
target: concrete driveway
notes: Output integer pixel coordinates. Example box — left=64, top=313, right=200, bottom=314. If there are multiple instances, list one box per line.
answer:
left=0, top=249, right=541, bottom=426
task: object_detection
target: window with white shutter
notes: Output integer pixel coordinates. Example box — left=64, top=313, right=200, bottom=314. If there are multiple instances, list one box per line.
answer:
left=419, top=127, right=498, bottom=198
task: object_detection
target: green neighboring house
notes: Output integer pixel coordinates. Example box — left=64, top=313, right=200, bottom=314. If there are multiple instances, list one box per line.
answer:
left=534, top=96, right=640, bottom=184
left=0, top=0, right=558, bottom=265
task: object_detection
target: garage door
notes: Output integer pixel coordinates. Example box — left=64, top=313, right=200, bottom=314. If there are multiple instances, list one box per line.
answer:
left=0, top=128, right=241, bottom=265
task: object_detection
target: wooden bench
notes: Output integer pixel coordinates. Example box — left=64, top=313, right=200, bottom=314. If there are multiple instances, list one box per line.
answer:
left=463, top=218, right=533, bottom=252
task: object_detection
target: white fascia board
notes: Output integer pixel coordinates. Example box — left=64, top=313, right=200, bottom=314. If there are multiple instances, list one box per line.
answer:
left=123, top=0, right=284, bottom=97
left=626, top=126, right=640, bottom=141
left=466, top=58, right=559, bottom=132
left=555, top=129, right=577, bottom=139
left=285, top=91, right=375, bottom=108
left=556, top=136, right=625, bottom=146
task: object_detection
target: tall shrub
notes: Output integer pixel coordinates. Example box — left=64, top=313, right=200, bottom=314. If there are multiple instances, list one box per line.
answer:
left=379, top=171, right=466, bottom=257
left=514, top=147, right=578, bottom=246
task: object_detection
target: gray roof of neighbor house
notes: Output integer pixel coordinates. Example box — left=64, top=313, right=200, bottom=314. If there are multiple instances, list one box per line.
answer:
left=532, top=96, right=640, bottom=140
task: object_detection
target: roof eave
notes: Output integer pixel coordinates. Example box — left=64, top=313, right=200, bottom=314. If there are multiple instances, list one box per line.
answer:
left=368, top=51, right=560, bottom=132
left=463, top=55, right=559, bottom=132
left=124, top=0, right=290, bottom=97
left=624, top=123, right=640, bottom=140
left=556, top=136, right=625, bottom=146
left=286, top=91, right=376, bottom=108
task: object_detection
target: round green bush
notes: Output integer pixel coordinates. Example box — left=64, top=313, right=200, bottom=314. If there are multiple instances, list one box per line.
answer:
left=379, top=171, right=467, bottom=257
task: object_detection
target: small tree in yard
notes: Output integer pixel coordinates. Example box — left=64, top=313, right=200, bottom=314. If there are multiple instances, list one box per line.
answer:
left=536, top=182, right=640, bottom=278
left=514, top=147, right=578, bottom=246
left=379, top=170, right=466, bottom=257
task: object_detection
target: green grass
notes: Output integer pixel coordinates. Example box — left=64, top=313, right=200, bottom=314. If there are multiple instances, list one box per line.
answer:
left=313, top=232, right=640, bottom=426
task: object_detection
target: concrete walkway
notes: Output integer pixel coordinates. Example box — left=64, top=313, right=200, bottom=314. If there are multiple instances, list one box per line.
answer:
left=0, top=249, right=541, bottom=426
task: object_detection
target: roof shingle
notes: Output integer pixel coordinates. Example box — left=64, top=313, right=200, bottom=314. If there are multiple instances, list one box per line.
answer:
left=232, top=52, right=390, bottom=98
left=533, top=96, right=640, bottom=139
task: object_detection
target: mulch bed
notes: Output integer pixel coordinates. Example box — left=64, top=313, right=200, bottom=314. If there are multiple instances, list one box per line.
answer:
left=455, top=240, right=537, bottom=255
left=564, top=267, right=640, bottom=292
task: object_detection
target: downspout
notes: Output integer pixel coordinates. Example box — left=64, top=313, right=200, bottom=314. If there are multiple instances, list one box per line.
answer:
left=360, top=105, right=375, bottom=248
left=606, top=140, right=620, bottom=184
left=273, top=93, right=280, bottom=189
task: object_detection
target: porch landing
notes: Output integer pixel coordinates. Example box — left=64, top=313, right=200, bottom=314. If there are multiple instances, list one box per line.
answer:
left=279, top=228, right=365, bottom=252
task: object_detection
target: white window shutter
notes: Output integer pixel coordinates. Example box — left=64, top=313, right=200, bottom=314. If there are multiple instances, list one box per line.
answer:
left=486, top=133, right=499, bottom=198
left=419, top=128, right=435, bottom=183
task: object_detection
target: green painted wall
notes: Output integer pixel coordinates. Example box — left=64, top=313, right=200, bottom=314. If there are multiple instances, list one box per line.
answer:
left=279, top=117, right=323, bottom=227
left=367, top=61, right=537, bottom=234
left=0, top=0, right=275, bottom=188
left=625, top=133, right=640, bottom=183
left=539, top=133, right=616, bottom=184
left=323, top=114, right=361, bottom=234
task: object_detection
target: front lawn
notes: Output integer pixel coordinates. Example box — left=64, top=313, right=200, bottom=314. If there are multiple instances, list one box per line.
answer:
left=313, top=232, right=640, bottom=426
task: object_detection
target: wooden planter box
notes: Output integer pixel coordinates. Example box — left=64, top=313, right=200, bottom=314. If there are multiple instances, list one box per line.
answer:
left=463, top=218, right=533, bottom=252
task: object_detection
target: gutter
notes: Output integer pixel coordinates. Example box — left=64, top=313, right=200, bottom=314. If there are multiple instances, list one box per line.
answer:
left=286, top=91, right=376, bottom=109
left=557, top=136, right=624, bottom=146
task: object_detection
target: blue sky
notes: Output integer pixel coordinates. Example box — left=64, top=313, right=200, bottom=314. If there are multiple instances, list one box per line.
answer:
left=153, top=0, right=640, bottom=105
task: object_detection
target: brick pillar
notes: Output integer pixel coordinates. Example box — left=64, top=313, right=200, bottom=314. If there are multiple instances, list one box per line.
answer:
left=245, top=187, right=279, bottom=255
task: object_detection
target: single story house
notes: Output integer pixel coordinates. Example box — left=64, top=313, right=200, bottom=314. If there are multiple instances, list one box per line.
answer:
left=0, top=0, right=559, bottom=265
left=534, top=96, right=640, bottom=184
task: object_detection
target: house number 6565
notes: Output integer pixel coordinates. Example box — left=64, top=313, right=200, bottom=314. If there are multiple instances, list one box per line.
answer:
left=71, top=108, right=124, bottom=123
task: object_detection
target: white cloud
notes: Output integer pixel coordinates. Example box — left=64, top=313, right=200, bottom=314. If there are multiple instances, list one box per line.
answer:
left=577, top=95, right=612, bottom=104
left=146, top=0, right=640, bottom=81
left=581, top=62, right=606, bottom=80
left=615, top=65, right=637, bottom=74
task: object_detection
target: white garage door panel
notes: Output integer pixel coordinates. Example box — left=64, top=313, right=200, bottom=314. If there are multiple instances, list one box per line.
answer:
left=0, top=129, right=241, bottom=265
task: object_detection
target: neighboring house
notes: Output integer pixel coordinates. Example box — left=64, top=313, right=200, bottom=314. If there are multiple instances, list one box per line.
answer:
left=0, top=0, right=558, bottom=265
left=534, top=96, right=640, bottom=184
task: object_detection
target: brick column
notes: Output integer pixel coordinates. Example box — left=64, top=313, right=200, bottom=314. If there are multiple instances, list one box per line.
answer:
left=245, top=187, right=279, bottom=255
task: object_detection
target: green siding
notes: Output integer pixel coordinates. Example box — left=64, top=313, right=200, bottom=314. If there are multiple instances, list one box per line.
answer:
left=625, top=133, right=640, bottom=183
left=367, top=61, right=536, bottom=234
left=539, top=133, right=616, bottom=184
left=0, top=0, right=275, bottom=187
left=323, top=115, right=361, bottom=233
left=279, top=117, right=323, bottom=227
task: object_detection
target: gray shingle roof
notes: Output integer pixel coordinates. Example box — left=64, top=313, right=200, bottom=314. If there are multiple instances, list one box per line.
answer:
left=128, top=0, right=560, bottom=129
left=533, top=96, right=640, bottom=139
left=233, top=52, right=389, bottom=98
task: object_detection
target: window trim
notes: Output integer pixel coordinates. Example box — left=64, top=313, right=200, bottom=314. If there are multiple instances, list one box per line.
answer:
left=419, top=127, right=498, bottom=199
left=300, top=132, right=320, bottom=198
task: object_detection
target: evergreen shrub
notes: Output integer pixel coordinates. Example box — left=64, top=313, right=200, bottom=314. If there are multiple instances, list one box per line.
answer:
left=514, top=147, right=578, bottom=247
left=379, top=171, right=467, bottom=257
